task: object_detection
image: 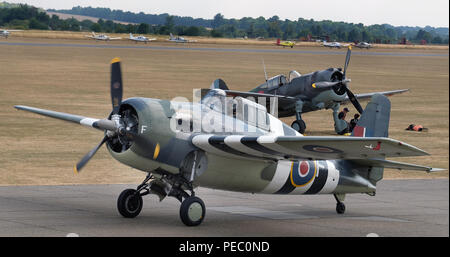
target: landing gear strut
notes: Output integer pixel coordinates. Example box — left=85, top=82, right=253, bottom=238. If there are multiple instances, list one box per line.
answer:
left=117, top=171, right=206, bottom=226
left=291, top=100, right=306, bottom=134
left=334, top=194, right=346, bottom=214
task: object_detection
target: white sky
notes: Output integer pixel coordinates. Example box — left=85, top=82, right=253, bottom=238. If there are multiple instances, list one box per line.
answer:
left=5, top=0, right=449, bottom=28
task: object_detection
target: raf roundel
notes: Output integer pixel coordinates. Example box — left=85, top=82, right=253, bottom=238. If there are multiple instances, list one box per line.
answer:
left=299, top=161, right=309, bottom=177
left=290, top=161, right=316, bottom=187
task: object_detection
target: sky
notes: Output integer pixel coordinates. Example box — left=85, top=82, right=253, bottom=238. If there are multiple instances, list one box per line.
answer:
left=5, top=0, right=450, bottom=28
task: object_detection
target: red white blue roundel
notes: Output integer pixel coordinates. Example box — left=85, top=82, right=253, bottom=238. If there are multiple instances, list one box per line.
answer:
left=290, top=161, right=316, bottom=187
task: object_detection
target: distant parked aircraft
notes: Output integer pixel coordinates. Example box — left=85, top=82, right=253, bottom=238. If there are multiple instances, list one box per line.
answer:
left=168, top=33, right=196, bottom=43
left=85, top=32, right=121, bottom=41
left=276, top=38, right=295, bottom=48
left=322, top=41, right=349, bottom=49
left=128, top=33, right=156, bottom=43
left=353, top=42, right=373, bottom=49
left=0, top=29, right=23, bottom=39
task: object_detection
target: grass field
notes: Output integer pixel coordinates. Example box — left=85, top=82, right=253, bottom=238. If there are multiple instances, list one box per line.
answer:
left=0, top=36, right=448, bottom=185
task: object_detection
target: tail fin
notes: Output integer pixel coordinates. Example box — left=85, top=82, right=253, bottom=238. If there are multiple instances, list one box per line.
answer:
left=210, top=78, right=229, bottom=90
left=351, top=94, right=390, bottom=138
left=276, top=38, right=280, bottom=45
left=170, top=33, right=174, bottom=39
left=350, top=94, right=391, bottom=185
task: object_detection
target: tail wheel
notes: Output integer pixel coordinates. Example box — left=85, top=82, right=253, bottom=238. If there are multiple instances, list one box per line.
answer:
left=117, top=189, right=143, bottom=218
left=180, top=196, right=205, bottom=226
left=336, top=202, right=346, bottom=214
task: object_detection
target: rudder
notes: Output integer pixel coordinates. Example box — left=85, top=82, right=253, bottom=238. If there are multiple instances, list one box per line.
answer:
left=351, top=94, right=391, bottom=138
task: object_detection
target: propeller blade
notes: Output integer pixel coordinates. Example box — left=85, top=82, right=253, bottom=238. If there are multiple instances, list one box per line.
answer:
left=345, top=86, right=364, bottom=114
left=343, top=46, right=352, bottom=78
left=312, top=79, right=351, bottom=90
left=111, top=57, right=123, bottom=114
left=74, top=136, right=109, bottom=173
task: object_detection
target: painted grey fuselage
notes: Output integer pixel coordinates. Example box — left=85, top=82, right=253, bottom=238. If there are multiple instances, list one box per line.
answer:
left=108, top=96, right=378, bottom=197
left=250, top=68, right=346, bottom=117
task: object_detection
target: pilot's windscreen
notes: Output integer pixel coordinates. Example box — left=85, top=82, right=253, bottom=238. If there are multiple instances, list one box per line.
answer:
left=201, top=89, right=227, bottom=114
left=288, top=70, right=301, bottom=82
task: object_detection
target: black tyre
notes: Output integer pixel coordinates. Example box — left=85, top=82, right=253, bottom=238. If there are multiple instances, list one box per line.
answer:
left=291, top=120, right=306, bottom=134
left=336, top=202, right=346, bottom=214
left=117, top=189, right=143, bottom=218
left=180, top=196, right=205, bottom=226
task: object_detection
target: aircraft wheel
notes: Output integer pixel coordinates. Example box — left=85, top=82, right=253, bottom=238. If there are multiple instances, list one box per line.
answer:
left=117, top=189, right=143, bottom=218
left=336, top=202, right=346, bottom=214
left=180, top=196, right=205, bottom=226
left=291, top=120, right=306, bottom=134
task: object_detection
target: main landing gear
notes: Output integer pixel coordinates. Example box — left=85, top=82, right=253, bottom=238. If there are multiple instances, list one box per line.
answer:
left=117, top=172, right=206, bottom=226
left=291, top=100, right=306, bottom=134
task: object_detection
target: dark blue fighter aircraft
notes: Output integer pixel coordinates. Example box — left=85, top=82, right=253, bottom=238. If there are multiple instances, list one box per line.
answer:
left=211, top=46, right=409, bottom=134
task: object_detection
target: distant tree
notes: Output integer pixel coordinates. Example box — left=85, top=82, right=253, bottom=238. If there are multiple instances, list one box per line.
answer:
left=28, top=17, right=47, bottom=29
left=165, top=15, right=175, bottom=32
left=184, top=26, right=200, bottom=36
left=210, top=29, right=223, bottom=38
left=137, top=22, right=149, bottom=34
left=212, top=13, right=224, bottom=29
left=90, top=23, right=101, bottom=32
left=348, top=28, right=362, bottom=42
left=415, top=29, right=432, bottom=43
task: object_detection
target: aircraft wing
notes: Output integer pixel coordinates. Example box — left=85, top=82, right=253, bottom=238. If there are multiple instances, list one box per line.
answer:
left=192, top=135, right=429, bottom=161
left=224, top=90, right=298, bottom=101
left=109, top=37, right=122, bottom=40
left=340, top=89, right=409, bottom=104
left=14, top=105, right=116, bottom=131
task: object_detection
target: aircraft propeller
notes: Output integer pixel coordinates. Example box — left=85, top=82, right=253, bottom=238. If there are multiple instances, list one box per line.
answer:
left=74, top=58, right=158, bottom=173
left=340, top=46, right=364, bottom=114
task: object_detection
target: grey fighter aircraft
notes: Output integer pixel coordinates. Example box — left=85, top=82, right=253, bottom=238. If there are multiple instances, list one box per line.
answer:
left=14, top=58, right=442, bottom=226
left=211, top=46, right=409, bottom=134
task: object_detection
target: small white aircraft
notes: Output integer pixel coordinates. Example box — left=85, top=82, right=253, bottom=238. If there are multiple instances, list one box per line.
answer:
left=0, top=29, right=23, bottom=39
left=322, top=41, right=349, bottom=49
left=168, top=33, right=196, bottom=43
left=85, top=32, right=121, bottom=41
left=128, top=33, right=156, bottom=43
left=353, top=41, right=373, bottom=49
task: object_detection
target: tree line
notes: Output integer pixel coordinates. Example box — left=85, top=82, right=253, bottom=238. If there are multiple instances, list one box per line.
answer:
left=1, top=4, right=448, bottom=45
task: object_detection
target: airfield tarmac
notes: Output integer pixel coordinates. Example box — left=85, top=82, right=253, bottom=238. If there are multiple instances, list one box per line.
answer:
left=0, top=179, right=447, bottom=236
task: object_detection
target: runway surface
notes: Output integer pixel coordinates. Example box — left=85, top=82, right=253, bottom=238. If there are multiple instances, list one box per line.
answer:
left=0, top=179, right=447, bottom=237
left=1, top=41, right=448, bottom=57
